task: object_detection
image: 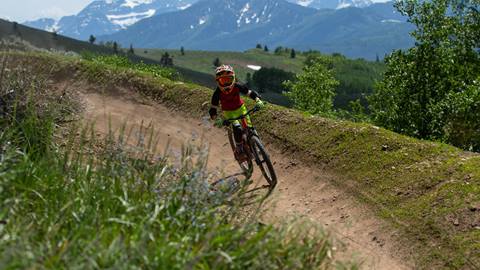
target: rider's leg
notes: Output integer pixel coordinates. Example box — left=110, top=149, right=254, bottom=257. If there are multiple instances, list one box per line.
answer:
left=232, top=122, right=243, bottom=144
left=223, top=105, right=251, bottom=157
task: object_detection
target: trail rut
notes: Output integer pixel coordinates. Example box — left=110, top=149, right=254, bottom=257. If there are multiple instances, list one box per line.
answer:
left=78, top=84, right=413, bottom=269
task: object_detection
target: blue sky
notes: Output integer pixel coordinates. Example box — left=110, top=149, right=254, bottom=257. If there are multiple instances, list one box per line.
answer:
left=1, top=0, right=93, bottom=22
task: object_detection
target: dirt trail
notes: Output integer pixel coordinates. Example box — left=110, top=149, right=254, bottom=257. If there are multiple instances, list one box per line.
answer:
left=79, top=85, right=413, bottom=269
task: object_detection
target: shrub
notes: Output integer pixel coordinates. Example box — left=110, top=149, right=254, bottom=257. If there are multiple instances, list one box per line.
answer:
left=284, top=61, right=339, bottom=115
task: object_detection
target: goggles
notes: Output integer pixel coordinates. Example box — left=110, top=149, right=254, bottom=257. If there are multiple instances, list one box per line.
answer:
left=216, top=75, right=234, bottom=87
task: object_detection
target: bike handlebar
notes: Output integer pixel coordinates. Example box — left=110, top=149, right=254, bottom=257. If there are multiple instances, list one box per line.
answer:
left=222, top=106, right=260, bottom=125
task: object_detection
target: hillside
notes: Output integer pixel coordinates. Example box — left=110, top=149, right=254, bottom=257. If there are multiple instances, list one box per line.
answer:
left=0, top=18, right=215, bottom=88
left=1, top=17, right=385, bottom=110
left=5, top=50, right=480, bottom=269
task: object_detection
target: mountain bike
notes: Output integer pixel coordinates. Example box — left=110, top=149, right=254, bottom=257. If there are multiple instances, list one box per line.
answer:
left=220, top=106, right=277, bottom=192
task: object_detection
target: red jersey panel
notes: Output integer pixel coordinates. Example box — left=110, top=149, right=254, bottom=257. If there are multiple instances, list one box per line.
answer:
left=211, top=83, right=250, bottom=111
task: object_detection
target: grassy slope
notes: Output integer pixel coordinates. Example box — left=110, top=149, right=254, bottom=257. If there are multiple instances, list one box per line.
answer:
left=6, top=51, right=480, bottom=269
left=0, top=19, right=215, bottom=88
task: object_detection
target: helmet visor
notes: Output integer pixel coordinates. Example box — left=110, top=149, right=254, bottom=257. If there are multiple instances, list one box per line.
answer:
left=217, top=75, right=234, bottom=87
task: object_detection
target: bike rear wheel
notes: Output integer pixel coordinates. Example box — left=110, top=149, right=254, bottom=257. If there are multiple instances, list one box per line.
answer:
left=250, top=135, right=277, bottom=191
left=228, top=128, right=253, bottom=177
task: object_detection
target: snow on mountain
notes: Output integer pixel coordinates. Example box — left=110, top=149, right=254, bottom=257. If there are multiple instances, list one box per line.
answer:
left=24, top=0, right=197, bottom=40
left=122, top=0, right=154, bottom=9
left=106, top=9, right=156, bottom=28
left=23, top=18, right=58, bottom=33
left=286, top=0, right=376, bottom=9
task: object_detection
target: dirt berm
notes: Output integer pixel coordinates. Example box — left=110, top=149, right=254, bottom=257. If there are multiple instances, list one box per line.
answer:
left=4, top=52, right=480, bottom=269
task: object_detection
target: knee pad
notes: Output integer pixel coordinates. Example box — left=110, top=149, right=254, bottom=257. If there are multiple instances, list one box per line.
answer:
left=232, top=124, right=243, bottom=143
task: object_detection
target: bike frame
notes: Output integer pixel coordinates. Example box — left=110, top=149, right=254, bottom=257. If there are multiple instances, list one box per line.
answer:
left=223, top=106, right=259, bottom=145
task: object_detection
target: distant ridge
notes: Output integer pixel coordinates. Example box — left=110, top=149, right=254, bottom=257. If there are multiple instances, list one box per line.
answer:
left=100, top=0, right=413, bottom=59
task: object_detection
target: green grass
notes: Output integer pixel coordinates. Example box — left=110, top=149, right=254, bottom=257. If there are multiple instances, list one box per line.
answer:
left=5, top=51, right=480, bottom=268
left=0, top=52, right=352, bottom=269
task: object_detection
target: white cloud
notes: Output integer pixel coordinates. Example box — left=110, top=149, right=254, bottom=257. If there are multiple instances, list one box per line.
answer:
left=39, top=6, right=68, bottom=20
left=3, top=0, right=93, bottom=22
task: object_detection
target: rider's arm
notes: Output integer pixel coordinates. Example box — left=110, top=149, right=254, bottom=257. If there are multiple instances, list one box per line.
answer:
left=237, top=83, right=260, bottom=101
left=209, top=88, right=220, bottom=119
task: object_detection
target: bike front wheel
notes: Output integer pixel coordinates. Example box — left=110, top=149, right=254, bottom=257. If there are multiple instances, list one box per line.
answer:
left=227, top=128, right=253, bottom=177
left=250, top=135, right=277, bottom=191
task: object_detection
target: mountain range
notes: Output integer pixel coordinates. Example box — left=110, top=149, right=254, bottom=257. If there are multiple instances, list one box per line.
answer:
left=23, top=0, right=386, bottom=41
left=100, top=0, right=413, bottom=59
left=21, top=0, right=413, bottom=60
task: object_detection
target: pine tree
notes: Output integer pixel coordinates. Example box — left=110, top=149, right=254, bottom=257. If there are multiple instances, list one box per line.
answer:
left=113, top=42, right=118, bottom=54
left=213, top=57, right=221, bottom=67
left=264, top=45, right=269, bottom=52
left=180, top=46, right=185, bottom=55
left=290, top=49, right=296, bottom=59
left=256, top=43, right=262, bottom=49
left=375, top=53, right=380, bottom=62
left=128, top=44, right=135, bottom=54
left=160, top=52, right=174, bottom=67
left=89, top=35, right=96, bottom=44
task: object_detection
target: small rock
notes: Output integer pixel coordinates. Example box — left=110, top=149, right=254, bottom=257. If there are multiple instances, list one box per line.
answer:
left=382, top=145, right=389, bottom=151
left=453, top=219, right=460, bottom=226
left=372, top=236, right=378, bottom=241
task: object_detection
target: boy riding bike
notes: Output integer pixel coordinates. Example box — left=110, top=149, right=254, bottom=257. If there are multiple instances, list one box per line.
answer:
left=209, top=65, right=265, bottom=160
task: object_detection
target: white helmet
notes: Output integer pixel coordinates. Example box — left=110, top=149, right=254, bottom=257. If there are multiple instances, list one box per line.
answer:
left=215, top=65, right=236, bottom=93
